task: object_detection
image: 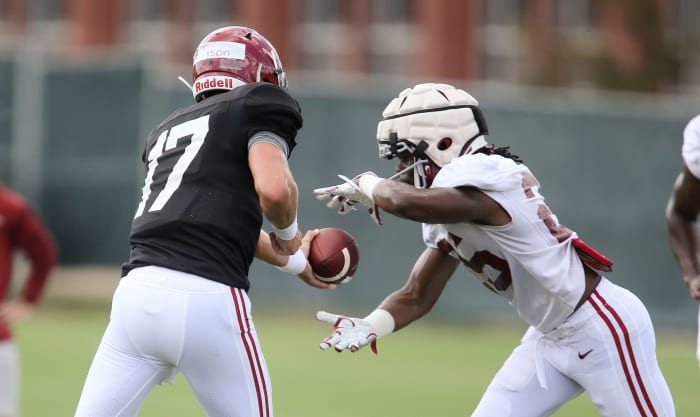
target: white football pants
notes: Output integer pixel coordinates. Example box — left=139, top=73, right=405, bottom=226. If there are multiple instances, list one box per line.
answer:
left=74, top=266, right=272, bottom=417
left=472, top=278, right=675, bottom=417
left=0, top=340, right=18, bottom=417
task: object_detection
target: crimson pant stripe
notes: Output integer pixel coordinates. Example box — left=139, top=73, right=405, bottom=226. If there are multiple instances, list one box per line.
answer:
left=593, top=290, right=658, bottom=417
left=236, top=288, right=271, bottom=417
left=231, top=288, right=270, bottom=417
left=589, top=291, right=657, bottom=417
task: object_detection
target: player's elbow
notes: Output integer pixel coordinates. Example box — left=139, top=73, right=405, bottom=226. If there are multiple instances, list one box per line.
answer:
left=258, top=180, right=297, bottom=210
left=259, top=186, right=291, bottom=207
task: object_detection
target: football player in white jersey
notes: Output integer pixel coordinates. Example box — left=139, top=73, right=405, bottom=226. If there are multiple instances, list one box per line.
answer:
left=666, top=114, right=700, bottom=369
left=314, top=83, right=675, bottom=417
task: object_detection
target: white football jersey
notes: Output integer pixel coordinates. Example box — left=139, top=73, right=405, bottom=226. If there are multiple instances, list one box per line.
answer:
left=423, top=153, right=586, bottom=332
left=682, top=114, right=700, bottom=179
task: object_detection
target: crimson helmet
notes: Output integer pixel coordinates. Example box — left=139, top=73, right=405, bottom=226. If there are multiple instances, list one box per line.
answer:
left=376, top=83, right=489, bottom=188
left=189, top=26, right=288, bottom=102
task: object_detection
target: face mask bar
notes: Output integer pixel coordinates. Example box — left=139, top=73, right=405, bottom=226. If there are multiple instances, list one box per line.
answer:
left=379, top=133, right=433, bottom=188
left=412, top=159, right=431, bottom=188
left=388, top=159, right=423, bottom=180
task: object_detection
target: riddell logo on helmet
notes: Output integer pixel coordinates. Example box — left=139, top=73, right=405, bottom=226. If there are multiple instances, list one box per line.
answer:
left=194, top=76, right=242, bottom=93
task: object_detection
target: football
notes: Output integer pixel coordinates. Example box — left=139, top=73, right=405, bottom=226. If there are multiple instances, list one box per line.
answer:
left=308, top=228, right=360, bottom=284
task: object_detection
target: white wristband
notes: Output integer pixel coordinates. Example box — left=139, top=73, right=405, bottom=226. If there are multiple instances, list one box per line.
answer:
left=272, top=216, right=298, bottom=241
left=358, top=175, right=384, bottom=202
left=276, top=249, right=306, bottom=275
left=363, top=309, right=395, bottom=338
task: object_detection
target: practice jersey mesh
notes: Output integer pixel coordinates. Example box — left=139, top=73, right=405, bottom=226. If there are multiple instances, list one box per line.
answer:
left=422, top=153, right=586, bottom=332
left=122, top=83, right=302, bottom=291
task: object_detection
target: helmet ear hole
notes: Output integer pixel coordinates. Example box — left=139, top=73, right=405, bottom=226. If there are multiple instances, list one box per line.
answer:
left=437, top=137, right=452, bottom=151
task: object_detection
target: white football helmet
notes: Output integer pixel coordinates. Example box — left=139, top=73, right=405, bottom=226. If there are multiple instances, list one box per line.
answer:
left=376, top=83, right=489, bottom=188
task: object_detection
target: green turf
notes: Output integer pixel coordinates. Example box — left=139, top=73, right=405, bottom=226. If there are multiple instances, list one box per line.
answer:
left=15, top=304, right=698, bottom=417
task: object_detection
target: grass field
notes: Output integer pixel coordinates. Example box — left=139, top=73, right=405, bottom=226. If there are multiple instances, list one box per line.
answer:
left=14, top=301, right=699, bottom=417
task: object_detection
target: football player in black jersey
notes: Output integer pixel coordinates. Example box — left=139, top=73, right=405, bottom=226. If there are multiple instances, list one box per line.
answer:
left=75, top=26, right=334, bottom=417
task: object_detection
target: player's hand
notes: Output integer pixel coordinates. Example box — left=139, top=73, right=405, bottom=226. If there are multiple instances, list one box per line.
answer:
left=269, top=230, right=302, bottom=255
left=685, top=274, right=700, bottom=300
left=296, top=230, right=337, bottom=290
left=316, top=311, right=378, bottom=354
left=313, top=172, right=383, bottom=225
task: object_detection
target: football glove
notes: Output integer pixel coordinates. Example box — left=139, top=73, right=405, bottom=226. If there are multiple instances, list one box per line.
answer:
left=313, top=172, right=383, bottom=225
left=316, top=311, right=378, bottom=354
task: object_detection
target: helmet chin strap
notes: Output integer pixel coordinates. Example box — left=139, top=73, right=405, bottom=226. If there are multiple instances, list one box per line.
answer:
left=411, top=140, right=432, bottom=189
left=413, top=160, right=431, bottom=188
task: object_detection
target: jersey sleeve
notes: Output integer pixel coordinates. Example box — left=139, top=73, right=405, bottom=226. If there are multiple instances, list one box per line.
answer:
left=682, top=114, right=700, bottom=179
left=432, top=153, right=528, bottom=192
left=243, top=83, right=303, bottom=157
left=422, top=223, right=446, bottom=249
left=422, top=223, right=460, bottom=259
left=14, top=205, right=58, bottom=303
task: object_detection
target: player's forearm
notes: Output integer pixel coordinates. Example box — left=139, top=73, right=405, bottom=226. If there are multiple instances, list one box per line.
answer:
left=260, top=178, right=298, bottom=230
left=667, top=214, right=700, bottom=279
left=668, top=230, right=700, bottom=280
left=375, top=248, right=458, bottom=331
left=372, top=180, right=470, bottom=224
left=255, top=230, right=285, bottom=267
left=376, top=291, right=431, bottom=332
left=372, top=180, right=431, bottom=222
left=20, top=229, right=58, bottom=303
left=250, top=142, right=299, bottom=230
left=21, top=265, right=54, bottom=303
left=376, top=283, right=442, bottom=332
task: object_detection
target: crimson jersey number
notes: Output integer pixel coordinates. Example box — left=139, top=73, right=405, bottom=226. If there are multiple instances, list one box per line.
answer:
left=442, top=171, right=573, bottom=294
left=442, top=236, right=512, bottom=294
left=134, top=115, right=210, bottom=218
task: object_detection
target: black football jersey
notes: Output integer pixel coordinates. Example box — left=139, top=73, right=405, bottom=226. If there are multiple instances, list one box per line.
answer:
left=122, top=83, right=303, bottom=290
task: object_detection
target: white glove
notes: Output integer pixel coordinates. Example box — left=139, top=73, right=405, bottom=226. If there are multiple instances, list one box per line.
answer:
left=313, top=172, right=383, bottom=225
left=316, top=311, right=378, bottom=354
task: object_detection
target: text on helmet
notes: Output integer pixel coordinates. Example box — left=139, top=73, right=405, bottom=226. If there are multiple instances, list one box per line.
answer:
left=194, top=41, right=246, bottom=63
left=194, top=76, right=245, bottom=94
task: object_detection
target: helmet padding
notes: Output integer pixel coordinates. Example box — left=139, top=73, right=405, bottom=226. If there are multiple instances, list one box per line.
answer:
left=376, top=83, right=488, bottom=187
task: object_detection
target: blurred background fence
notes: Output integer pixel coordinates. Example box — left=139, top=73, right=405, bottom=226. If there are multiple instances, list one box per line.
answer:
left=1, top=0, right=699, bottom=330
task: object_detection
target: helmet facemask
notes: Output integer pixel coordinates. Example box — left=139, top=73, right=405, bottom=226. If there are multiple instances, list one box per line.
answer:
left=379, top=133, right=437, bottom=188
left=376, top=83, right=489, bottom=188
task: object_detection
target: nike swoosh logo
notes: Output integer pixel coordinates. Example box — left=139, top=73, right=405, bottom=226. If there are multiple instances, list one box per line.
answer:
left=578, top=349, right=593, bottom=359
